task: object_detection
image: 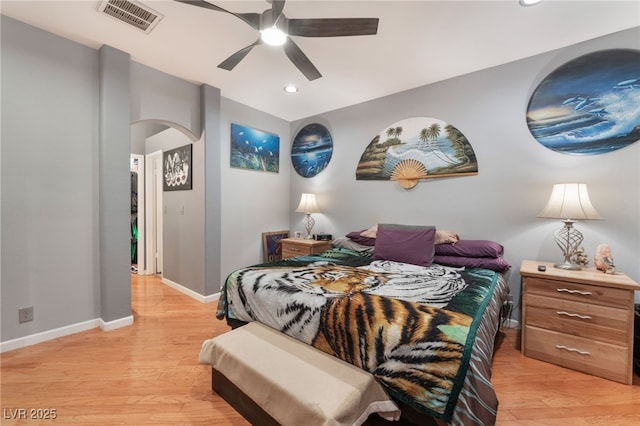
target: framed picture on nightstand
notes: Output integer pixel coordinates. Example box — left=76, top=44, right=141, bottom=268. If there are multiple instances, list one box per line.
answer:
left=262, top=230, right=290, bottom=263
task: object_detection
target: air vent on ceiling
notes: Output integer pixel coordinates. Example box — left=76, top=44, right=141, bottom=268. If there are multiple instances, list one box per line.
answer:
left=97, top=0, right=163, bottom=34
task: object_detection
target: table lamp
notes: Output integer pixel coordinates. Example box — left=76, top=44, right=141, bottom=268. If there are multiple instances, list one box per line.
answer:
left=295, top=193, right=320, bottom=239
left=537, top=183, right=602, bottom=270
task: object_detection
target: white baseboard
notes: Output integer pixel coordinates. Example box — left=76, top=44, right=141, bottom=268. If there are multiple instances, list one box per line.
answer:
left=100, top=315, right=134, bottom=332
left=1, top=315, right=134, bottom=353
left=1, top=281, right=217, bottom=353
left=161, top=277, right=220, bottom=303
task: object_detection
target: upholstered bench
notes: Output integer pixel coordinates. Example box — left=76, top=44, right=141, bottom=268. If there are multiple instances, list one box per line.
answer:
left=199, top=321, right=400, bottom=426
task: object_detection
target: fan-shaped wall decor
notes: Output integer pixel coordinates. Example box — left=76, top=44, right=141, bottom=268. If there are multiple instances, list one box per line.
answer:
left=291, top=123, right=333, bottom=178
left=355, top=117, right=478, bottom=189
left=526, top=49, right=640, bottom=155
left=390, top=159, right=428, bottom=189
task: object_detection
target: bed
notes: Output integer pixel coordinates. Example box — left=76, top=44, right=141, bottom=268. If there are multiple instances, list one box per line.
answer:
left=213, top=224, right=511, bottom=425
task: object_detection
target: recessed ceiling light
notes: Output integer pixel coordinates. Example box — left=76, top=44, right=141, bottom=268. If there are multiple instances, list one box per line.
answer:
left=261, top=27, right=287, bottom=46
left=519, top=0, right=542, bottom=6
left=284, top=85, right=299, bottom=93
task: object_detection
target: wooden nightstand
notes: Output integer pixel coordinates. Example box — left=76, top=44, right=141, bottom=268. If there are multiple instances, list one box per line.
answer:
left=520, top=259, right=640, bottom=384
left=280, top=238, right=332, bottom=259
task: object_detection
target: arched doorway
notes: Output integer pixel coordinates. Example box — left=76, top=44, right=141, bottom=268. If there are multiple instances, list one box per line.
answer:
left=130, top=120, right=198, bottom=277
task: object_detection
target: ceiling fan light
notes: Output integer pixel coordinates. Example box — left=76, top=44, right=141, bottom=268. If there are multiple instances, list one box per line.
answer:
left=261, top=27, right=287, bottom=46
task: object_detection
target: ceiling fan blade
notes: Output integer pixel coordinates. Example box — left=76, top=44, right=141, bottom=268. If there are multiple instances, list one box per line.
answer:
left=283, top=39, right=322, bottom=81
left=271, top=0, right=286, bottom=25
left=288, top=18, right=379, bottom=37
left=174, top=0, right=260, bottom=30
left=218, top=37, right=263, bottom=70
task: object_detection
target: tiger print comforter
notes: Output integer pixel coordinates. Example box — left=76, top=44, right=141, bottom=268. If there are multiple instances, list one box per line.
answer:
left=216, top=248, right=508, bottom=425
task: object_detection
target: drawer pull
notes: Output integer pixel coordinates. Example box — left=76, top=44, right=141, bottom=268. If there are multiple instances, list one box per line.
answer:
left=557, top=288, right=592, bottom=296
left=556, top=311, right=592, bottom=320
left=555, top=345, right=590, bottom=355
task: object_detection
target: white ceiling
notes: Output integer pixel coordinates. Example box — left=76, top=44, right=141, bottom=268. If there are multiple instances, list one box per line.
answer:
left=1, top=0, right=639, bottom=121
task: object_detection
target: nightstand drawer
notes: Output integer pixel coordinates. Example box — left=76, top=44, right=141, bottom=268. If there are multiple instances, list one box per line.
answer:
left=282, top=245, right=312, bottom=258
left=280, top=238, right=332, bottom=259
left=524, top=277, right=630, bottom=309
left=525, top=294, right=629, bottom=345
left=524, top=326, right=630, bottom=384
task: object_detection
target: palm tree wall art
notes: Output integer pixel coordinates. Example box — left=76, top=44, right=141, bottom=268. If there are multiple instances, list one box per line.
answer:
left=355, top=117, right=478, bottom=189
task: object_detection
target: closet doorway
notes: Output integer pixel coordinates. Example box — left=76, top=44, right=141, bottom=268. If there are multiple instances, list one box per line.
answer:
left=144, top=150, right=163, bottom=275
left=131, top=120, right=169, bottom=277
left=130, top=154, right=145, bottom=274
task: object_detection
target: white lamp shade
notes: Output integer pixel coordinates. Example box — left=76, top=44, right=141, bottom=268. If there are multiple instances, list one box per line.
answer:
left=537, top=183, right=602, bottom=220
left=295, top=193, right=320, bottom=214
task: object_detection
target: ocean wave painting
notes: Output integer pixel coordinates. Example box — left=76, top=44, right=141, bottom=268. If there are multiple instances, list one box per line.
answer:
left=356, top=117, right=478, bottom=188
left=291, top=123, right=333, bottom=178
left=526, top=49, right=640, bottom=155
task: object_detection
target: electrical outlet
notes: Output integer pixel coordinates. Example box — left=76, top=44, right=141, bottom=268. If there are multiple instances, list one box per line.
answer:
left=18, top=306, right=33, bottom=323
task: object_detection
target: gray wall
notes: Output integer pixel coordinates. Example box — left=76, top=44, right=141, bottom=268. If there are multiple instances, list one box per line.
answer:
left=145, top=129, right=206, bottom=294
left=1, top=15, right=289, bottom=346
left=1, top=16, right=100, bottom=340
left=219, top=99, right=292, bottom=282
left=202, top=84, right=223, bottom=296
left=99, top=45, right=132, bottom=323
left=129, top=63, right=215, bottom=297
left=291, top=27, right=640, bottom=317
left=130, top=62, right=201, bottom=141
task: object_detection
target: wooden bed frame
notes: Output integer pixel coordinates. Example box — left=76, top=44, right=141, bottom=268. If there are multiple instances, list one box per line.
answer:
left=212, top=368, right=280, bottom=426
left=211, top=367, right=442, bottom=426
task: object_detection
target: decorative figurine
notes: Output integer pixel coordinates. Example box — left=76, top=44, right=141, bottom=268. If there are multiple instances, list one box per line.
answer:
left=594, top=243, right=615, bottom=273
left=603, top=257, right=616, bottom=274
left=572, top=247, right=589, bottom=267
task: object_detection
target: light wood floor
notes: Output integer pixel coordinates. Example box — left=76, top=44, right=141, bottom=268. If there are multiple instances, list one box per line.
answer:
left=1, top=274, right=638, bottom=425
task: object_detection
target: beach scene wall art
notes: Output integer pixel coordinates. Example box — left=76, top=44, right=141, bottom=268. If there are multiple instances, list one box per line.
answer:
left=356, top=117, right=478, bottom=189
left=526, top=49, right=640, bottom=155
left=230, top=123, right=280, bottom=173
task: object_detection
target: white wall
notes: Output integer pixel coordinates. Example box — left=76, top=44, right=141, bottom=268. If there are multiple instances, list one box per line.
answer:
left=291, top=27, right=640, bottom=316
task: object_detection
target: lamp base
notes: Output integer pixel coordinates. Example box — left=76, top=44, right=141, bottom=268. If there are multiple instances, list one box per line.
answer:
left=552, top=220, right=584, bottom=271
left=302, top=213, right=315, bottom=239
left=553, top=260, right=582, bottom=271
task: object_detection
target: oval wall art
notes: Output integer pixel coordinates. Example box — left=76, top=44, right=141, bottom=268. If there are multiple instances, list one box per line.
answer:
left=291, top=123, right=333, bottom=178
left=526, top=49, right=640, bottom=155
left=355, top=117, right=478, bottom=189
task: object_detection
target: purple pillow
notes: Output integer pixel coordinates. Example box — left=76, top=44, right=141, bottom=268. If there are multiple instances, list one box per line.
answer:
left=346, top=230, right=376, bottom=246
left=372, top=224, right=436, bottom=266
left=434, top=255, right=511, bottom=272
left=434, top=239, right=504, bottom=258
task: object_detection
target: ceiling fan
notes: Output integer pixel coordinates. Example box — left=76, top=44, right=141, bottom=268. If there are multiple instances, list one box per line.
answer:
left=175, top=0, right=379, bottom=81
